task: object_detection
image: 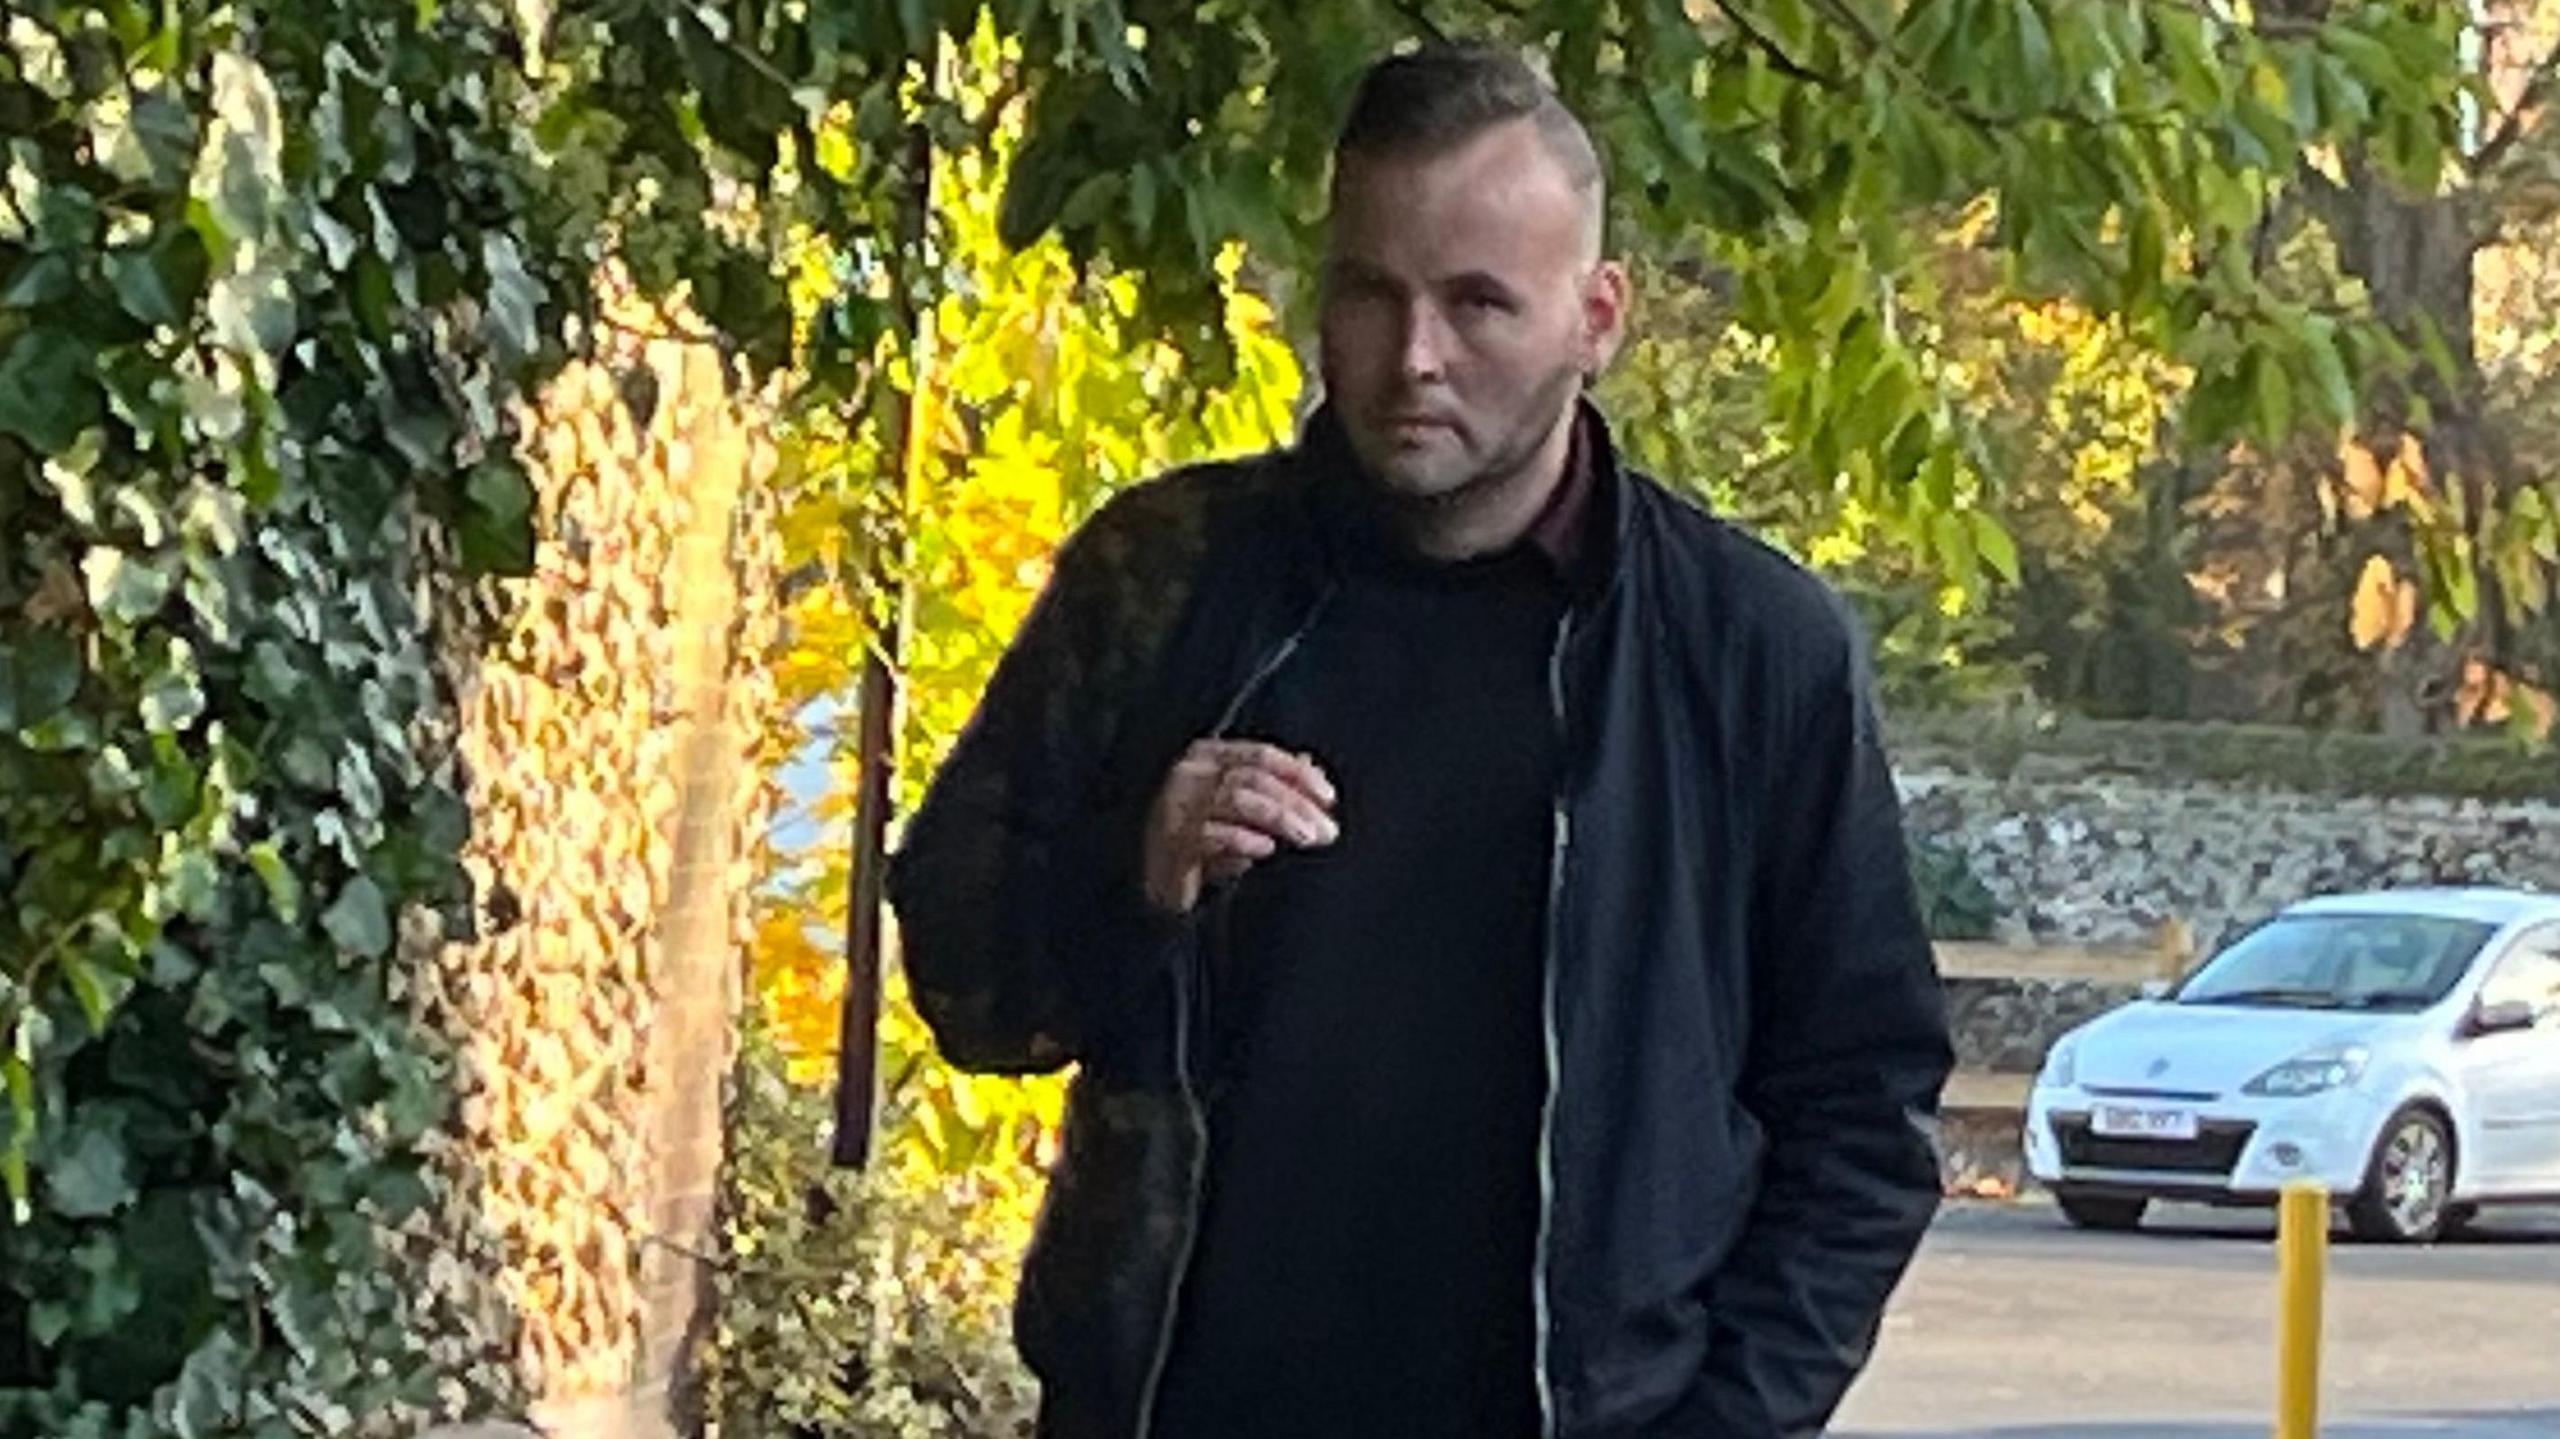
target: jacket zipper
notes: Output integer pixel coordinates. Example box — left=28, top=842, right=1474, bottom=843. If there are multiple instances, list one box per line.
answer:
left=1130, top=944, right=1210, bottom=1439
left=1131, top=590, right=1336, bottom=1439
left=1534, top=607, right=1575, bottom=1439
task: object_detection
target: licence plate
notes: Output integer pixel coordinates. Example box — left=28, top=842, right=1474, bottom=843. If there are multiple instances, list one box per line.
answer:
left=2091, top=1105, right=2200, bottom=1141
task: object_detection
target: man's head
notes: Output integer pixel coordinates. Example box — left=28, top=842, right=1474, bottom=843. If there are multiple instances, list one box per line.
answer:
left=1320, top=43, right=1629, bottom=520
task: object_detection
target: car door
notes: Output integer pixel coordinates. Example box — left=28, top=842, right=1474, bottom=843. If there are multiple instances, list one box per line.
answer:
left=2454, top=925, right=2560, bottom=1194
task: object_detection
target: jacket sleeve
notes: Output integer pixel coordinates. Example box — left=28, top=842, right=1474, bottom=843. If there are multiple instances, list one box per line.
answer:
left=1688, top=614, right=1953, bottom=1437
left=884, top=491, right=1198, bottom=1076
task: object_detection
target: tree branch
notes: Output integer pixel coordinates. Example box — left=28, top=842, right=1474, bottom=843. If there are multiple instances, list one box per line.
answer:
left=2138, top=0, right=2328, bottom=41
left=1801, top=0, right=2186, bottom=139
left=597, top=311, right=724, bottom=348
left=2476, top=42, right=2559, bottom=174
left=966, top=70, right=1029, bottom=149
left=2292, top=156, right=2355, bottom=239
left=1707, top=0, right=1849, bottom=88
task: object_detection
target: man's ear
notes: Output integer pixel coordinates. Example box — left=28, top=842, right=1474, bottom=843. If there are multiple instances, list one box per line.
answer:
left=1581, top=260, right=1631, bottom=376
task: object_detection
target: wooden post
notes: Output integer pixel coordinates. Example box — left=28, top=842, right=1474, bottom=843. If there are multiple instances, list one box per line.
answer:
left=830, top=59, right=937, bottom=1172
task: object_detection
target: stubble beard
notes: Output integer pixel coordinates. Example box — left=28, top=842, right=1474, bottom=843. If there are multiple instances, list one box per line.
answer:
left=1368, top=361, right=1586, bottom=524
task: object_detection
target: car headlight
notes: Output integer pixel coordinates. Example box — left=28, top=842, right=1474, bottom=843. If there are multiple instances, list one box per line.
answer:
left=2037, top=1040, right=2078, bottom=1091
left=2244, top=1045, right=2370, bottom=1098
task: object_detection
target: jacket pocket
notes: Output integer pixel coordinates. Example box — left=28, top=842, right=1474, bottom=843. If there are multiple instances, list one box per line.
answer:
left=1013, top=1071, right=1204, bottom=1430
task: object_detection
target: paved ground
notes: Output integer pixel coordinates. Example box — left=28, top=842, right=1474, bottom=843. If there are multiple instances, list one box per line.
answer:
left=1835, top=1200, right=2560, bottom=1437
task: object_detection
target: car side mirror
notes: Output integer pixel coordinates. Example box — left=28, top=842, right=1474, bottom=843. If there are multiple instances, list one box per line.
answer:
left=2138, top=979, right=2172, bottom=1002
left=2464, top=998, right=2538, bottom=1038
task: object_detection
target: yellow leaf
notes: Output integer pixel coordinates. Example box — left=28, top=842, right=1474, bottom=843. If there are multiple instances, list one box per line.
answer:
left=2339, top=438, right=2383, bottom=519
left=2348, top=555, right=2413, bottom=652
left=2382, top=432, right=2429, bottom=509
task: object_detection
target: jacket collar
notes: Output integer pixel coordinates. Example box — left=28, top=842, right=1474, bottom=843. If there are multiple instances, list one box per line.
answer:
left=1291, top=394, right=1627, bottom=604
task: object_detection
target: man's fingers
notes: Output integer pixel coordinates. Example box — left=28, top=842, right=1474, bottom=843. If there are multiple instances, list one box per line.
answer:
left=1193, top=739, right=1336, bottom=809
left=1152, top=738, right=1339, bottom=909
left=1214, top=767, right=1340, bottom=847
left=1200, top=821, right=1278, bottom=862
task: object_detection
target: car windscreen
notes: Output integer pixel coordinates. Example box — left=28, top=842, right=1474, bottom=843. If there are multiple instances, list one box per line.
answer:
left=2174, top=913, right=2496, bottom=1011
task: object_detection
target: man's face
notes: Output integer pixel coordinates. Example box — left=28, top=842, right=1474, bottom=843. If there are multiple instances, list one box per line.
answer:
left=1319, top=117, right=1624, bottom=505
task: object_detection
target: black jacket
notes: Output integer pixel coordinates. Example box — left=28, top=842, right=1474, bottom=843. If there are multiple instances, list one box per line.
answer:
left=886, top=404, right=1953, bottom=1439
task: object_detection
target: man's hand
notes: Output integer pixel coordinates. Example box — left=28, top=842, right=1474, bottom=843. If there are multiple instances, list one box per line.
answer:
left=1143, top=740, right=1340, bottom=914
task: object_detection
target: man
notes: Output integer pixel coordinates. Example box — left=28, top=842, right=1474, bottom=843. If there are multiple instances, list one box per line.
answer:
left=886, top=41, right=1952, bottom=1439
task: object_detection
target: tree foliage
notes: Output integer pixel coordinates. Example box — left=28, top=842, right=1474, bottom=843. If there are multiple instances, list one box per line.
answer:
left=515, top=1, right=2467, bottom=574
left=524, top=0, right=2530, bottom=732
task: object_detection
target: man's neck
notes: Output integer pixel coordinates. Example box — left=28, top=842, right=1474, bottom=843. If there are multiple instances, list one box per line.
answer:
left=1396, top=412, right=1578, bottom=562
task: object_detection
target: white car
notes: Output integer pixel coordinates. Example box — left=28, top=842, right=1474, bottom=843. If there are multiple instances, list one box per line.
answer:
left=2026, top=887, right=2560, bottom=1242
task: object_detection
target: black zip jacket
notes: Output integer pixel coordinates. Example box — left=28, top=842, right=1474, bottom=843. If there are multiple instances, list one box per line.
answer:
left=885, top=403, right=1953, bottom=1439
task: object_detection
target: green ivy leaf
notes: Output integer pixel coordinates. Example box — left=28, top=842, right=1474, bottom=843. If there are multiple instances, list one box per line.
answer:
left=2, top=1046, right=35, bottom=1214
left=32, top=179, right=100, bottom=253
left=321, top=876, right=393, bottom=959
left=364, top=1157, right=433, bottom=1216
left=156, top=848, right=221, bottom=924
left=45, top=1124, right=135, bottom=1218
left=167, top=1330, right=247, bottom=1439
left=3, top=253, right=76, bottom=307
left=138, top=638, right=207, bottom=734
left=481, top=232, right=541, bottom=362
left=0, top=327, right=105, bottom=454
left=458, top=460, right=537, bottom=577
left=139, top=740, right=201, bottom=828
left=380, top=1056, right=447, bottom=1145
left=200, top=54, right=283, bottom=244
left=270, top=1266, right=336, bottom=1362
left=248, top=841, right=303, bottom=924
left=82, top=545, right=175, bottom=625
left=384, top=401, right=457, bottom=473
left=0, top=627, right=83, bottom=732
left=60, top=943, right=135, bottom=1033
left=105, top=225, right=210, bottom=328
left=67, top=1232, right=143, bottom=1338
left=127, top=90, right=200, bottom=190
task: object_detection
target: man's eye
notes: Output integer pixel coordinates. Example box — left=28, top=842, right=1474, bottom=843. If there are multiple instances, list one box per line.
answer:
left=1457, top=292, right=1514, bottom=314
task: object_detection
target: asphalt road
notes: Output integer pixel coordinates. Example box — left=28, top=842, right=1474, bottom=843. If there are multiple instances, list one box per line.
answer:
left=1833, top=1200, right=2560, bottom=1438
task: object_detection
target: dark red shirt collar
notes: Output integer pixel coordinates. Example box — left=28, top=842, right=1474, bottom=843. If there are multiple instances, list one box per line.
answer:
left=1302, top=399, right=1605, bottom=583
left=1524, top=403, right=1598, bottom=573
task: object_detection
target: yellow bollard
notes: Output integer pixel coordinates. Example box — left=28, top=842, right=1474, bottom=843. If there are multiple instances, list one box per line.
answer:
left=2275, top=1180, right=2329, bottom=1439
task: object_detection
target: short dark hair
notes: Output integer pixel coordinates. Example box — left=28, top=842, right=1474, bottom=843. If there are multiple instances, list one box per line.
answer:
left=1334, top=41, right=1604, bottom=199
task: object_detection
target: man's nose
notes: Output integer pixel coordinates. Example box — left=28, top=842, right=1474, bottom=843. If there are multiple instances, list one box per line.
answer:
left=1397, top=301, right=1449, bottom=383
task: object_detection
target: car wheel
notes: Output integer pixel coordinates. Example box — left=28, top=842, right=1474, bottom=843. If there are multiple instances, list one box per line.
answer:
left=2056, top=1191, right=2149, bottom=1231
left=2347, top=1107, right=2454, bottom=1244
left=2442, top=1202, right=2483, bottom=1240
